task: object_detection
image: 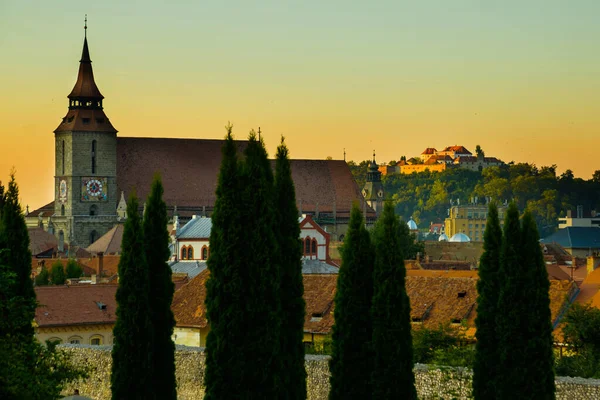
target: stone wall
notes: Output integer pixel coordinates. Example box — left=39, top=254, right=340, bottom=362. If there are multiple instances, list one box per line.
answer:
left=60, top=345, right=600, bottom=399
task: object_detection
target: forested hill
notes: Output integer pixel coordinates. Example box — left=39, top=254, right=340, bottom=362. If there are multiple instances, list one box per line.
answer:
left=348, top=160, right=600, bottom=238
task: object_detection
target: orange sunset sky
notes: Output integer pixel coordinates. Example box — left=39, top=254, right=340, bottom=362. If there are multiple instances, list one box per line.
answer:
left=1, top=0, right=599, bottom=210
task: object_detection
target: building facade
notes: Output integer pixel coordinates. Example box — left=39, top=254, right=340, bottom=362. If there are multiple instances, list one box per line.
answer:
left=362, top=153, right=384, bottom=217
left=444, top=202, right=507, bottom=242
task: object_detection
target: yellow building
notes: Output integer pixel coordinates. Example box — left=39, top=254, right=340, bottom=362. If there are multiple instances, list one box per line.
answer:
left=35, top=285, right=117, bottom=345
left=444, top=203, right=506, bottom=242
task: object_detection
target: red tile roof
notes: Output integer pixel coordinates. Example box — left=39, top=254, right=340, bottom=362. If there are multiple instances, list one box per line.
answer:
left=26, top=202, right=55, bottom=218
left=442, top=145, right=472, bottom=154
left=31, top=258, right=96, bottom=277
left=421, top=148, right=437, bottom=155
left=86, top=224, right=124, bottom=255
left=35, top=285, right=118, bottom=327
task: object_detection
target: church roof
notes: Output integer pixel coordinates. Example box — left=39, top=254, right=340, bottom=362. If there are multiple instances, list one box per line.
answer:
left=116, top=137, right=370, bottom=216
left=68, top=37, right=104, bottom=100
left=86, top=224, right=124, bottom=255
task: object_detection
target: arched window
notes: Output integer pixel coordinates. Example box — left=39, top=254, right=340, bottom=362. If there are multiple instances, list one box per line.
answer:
left=68, top=336, right=82, bottom=344
left=201, top=246, right=208, bottom=260
left=58, top=230, right=65, bottom=252
left=304, top=237, right=311, bottom=255
left=48, top=337, right=62, bottom=345
left=181, top=247, right=188, bottom=260
left=90, top=205, right=97, bottom=216
left=312, top=239, right=317, bottom=255
left=61, top=204, right=65, bottom=216
left=188, top=246, right=194, bottom=260
left=90, top=335, right=104, bottom=346
left=90, top=230, right=98, bottom=245
left=91, top=140, right=97, bottom=174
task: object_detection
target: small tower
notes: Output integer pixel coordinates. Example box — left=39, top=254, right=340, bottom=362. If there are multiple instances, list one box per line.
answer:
left=52, top=18, right=118, bottom=248
left=361, top=151, right=384, bottom=217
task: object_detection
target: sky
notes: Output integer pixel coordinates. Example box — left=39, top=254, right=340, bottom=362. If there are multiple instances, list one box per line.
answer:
left=1, top=0, right=599, bottom=210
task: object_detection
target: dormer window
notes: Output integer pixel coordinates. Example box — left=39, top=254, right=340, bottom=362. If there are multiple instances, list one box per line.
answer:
left=96, top=118, right=105, bottom=124
left=82, top=118, right=91, bottom=125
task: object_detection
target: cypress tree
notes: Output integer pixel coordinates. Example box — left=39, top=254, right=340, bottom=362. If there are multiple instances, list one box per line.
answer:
left=143, top=175, right=177, bottom=400
left=238, top=131, right=282, bottom=397
left=473, top=203, right=503, bottom=400
left=371, top=201, right=416, bottom=399
left=274, top=137, right=306, bottom=400
left=111, top=193, right=153, bottom=400
left=496, top=202, right=529, bottom=399
left=329, top=202, right=374, bottom=400
left=205, top=126, right=247, bottom=399
left=50, top=261, right=66, bottom=285
left=519, top=211, right=555, bottom=399
left=0, top=172, right=35, bottom=337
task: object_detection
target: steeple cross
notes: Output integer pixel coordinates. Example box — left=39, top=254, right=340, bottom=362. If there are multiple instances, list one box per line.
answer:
left=84, top=14, right=87, bottom=38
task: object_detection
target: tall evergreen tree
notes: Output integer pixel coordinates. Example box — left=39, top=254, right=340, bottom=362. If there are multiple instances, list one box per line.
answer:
left=496, top=202, right=529, bottom=399
left=371, top=201, right=416, bottom=399
left=0, top=172, right=35, bottom=336
left=238, top=131, right=282, bottom=397
left=473, top=203, right=503, bottom=400
left=35, top=265, right=50, bottom=286
left=143, top=175, right=177, bottom=400
left=519, top=211, right=555, bottom=398
left=274, top=137, right=306, bottom=400
left=111, top=193, right=154, bottom=400
left=329, top=202, right=374, bottom=400
left=0, top=180, right=5, bottom=217
left=205, top=126, right=249, bottom=399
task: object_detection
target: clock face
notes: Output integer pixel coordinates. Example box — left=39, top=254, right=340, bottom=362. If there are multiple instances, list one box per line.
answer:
left=86, top=179, right=103, bottom=197
left=59, top=180, right=68, bottom=203
left=81, top=177, right=108, bottom=202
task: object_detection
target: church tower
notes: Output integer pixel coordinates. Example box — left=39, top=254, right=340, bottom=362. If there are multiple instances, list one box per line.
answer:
left=361, top=152, right=384, bottom=217
left=53, top=21, right=118, bottom=250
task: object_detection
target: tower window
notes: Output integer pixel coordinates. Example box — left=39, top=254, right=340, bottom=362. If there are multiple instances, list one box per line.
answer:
left=90, top=230, right=98, bottom=244
left=61, top=205, right=65, bottom=216
left=90, top=205, right=98, bottom=216
left=61, top=140, right=65, bottom=175
left=91, top=140, right=97, bottom=174
left=82, top=118, right=90, bottom=124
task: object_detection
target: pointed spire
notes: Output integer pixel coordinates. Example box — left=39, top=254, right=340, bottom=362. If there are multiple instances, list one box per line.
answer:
left=68, top=16, right=104, bottom=101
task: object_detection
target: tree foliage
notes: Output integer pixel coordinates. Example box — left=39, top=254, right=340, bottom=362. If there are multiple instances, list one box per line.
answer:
left=473, top=203, right=503, bottom=400
left=35, top=266, right=50, bottom=286
left=371, top=202, right=416, bottom=399
left=274, top=137, right=306, bottom=400
left=111, top=193, right=154, bottom=399
left=143, top=175, right=177, bottom=400
left=556, top=303, right=600, bottom=378
left=50, top=261, right=66, bottom=285
left=205, top=127, right=283, bottom=399
left=65, top=259, right=83, bottom=279
left=348, top=160, right=600, bottom=237
left=329, top=203, right=374, bottom=400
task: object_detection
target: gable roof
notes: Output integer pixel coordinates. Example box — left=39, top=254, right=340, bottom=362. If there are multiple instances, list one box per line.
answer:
left=26, top=202, right=55, bottom=218
left=28, top=227, right=58, bottom=256
left=86, top=224, right=124, bottom=255
left=81, top=255, right=121, bottom=277
left=116, top=137, right=371, bottom=216
left=442, top=145, right=472, bottom=154
left=177, top=217, right=212, bottom=239
left=171, top=269, right=210, bottom=329
left=35, top=285, right=118, bottom=327
left=421, top=148, right=437, bottom=155
left=542, top=227, right=600, bottom=249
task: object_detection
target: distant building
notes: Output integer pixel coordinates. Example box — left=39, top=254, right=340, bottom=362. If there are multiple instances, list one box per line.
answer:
left=558, top=206, right=600, bottom=229
left=542, top=227, right=600, bottom=258
left=361, top=153, right=384, bottom=217
left=444, top=202, right=507, bottom=242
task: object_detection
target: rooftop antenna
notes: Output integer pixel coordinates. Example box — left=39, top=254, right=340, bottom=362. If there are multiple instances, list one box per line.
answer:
left=84, top=14, right=87, bottom=38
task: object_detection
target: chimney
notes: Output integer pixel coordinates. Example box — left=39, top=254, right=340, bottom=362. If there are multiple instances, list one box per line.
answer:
left=98, top=252, right=104, bottom=279
left=588, top=254, right=600, bottom=274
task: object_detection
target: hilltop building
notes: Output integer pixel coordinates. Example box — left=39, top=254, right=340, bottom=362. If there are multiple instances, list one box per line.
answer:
left=26, top=26, right=372, bottom=248
left=558, top=206, right=600, bottom=229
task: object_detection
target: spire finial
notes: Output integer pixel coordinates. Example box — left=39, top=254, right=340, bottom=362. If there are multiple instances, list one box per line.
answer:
left=84, top=14, right=87, bottom=38
left=373, top=150, right=376, bottom=162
